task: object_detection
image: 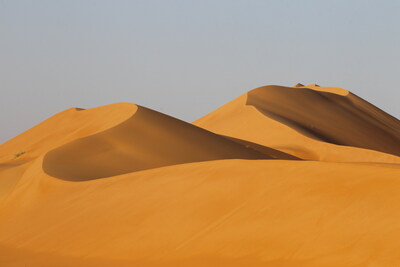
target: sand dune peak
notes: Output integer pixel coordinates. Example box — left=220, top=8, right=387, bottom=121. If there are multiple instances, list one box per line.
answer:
left=0, top=84, right=399, bottom=266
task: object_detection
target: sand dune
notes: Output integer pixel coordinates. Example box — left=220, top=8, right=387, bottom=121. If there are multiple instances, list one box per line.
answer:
left=0, top=84, right=399, bottom=266
left=247, top=85, right=399, bottom=155
left=0, top=103, right=137, bottom=200
left=42, top=104, right=269, bottom=181
left=0, top=103, right=137, bottom=163
left=194, top=85, right=400, bottom=162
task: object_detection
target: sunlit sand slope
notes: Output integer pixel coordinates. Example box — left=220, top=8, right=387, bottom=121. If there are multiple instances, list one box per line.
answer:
left=0, top=160, right=400, bottom=266
left=0, top=103, right=137, bottom=200
left=194, top=85, right=400, bottom=162
left=0, top=84, right=399, bottom=267
left=42, top=104, right=269, bottom=180
left=0, top=103, right=137, bottom=163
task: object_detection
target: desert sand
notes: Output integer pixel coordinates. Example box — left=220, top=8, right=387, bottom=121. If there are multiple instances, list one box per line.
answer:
left=0, top=84, right=399, bottom=266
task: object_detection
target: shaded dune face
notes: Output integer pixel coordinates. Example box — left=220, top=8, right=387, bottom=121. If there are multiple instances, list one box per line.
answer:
left=0, top=103, right=138, bottom=163
left=43, top=105, right=271, bottom=181
left=193, top=86, right=400, bottom=163
left=0, top=84, right=400, bottom=266
left=247, top=86, right=400, bottom=156
left=0, top=103, right=139, bottom=200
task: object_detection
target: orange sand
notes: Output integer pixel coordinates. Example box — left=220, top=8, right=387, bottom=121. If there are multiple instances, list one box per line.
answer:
left=0, top=84, right=399, bottom=266
left=194, top=84, right=400, bottom=162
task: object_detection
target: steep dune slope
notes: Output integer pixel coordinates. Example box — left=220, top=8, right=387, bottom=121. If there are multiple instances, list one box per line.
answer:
left=0, top=103, right=137, bottom=163
left=1, top=160, right=400, bottom=266
left=194, top=85, right=400, bottom=162
left=0, top=103, right=137, bottom=200
left=247, top=85, right=400, bottom=155
left=1, top=84, right=400, bottom=267
left=43, top=105, right=270, bottom=181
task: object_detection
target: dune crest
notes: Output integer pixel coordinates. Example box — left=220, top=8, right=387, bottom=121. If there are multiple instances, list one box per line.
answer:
left=304, top=83, right=349, bottom=96
left=0, top=103, right=137, bottom=163
left=247, top=86, right=399, bottom=155
left=0, top=84, right=399, bottom=266
left=43, top=105, right=270, bottom=181
left=0, top=103, right=138, bottom=200
left=195, top=85, right=400, bottom=162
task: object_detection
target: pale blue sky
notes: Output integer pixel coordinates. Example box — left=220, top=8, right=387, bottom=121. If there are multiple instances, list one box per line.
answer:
left=1, top=0, right=399, bottom=143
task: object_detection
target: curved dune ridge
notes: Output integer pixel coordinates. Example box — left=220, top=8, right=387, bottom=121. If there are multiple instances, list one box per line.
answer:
left=43, top=104, right=272, bottom=181
left=0, top=103, right=138, bottom=200
left=0, top=102, right=138, bottom=163
left=0, top=84, right=400, bottom=266
left=247, top=85, right=399, bottom=155
left=194, top=84, right=400, bottom=162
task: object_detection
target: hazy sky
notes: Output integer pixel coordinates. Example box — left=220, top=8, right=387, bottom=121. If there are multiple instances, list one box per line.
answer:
left=1, top=0, right=399, bottom=143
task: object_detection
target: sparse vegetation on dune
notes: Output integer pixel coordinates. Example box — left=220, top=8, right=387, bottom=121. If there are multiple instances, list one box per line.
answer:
left=14, top=151, right=26, bottom=159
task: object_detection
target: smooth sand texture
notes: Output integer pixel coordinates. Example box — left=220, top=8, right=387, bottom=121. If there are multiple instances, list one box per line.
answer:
left=0, top=103, right=137, bottom=201
left=195, top=85, right=400, bottom=162
left=0, top=85, right=399, bottom=266
left=42, top=104, right=269, bottom=181
left=0, top=103, right=138, bottom=163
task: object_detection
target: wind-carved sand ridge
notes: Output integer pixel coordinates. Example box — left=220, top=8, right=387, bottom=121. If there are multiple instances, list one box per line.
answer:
left=0, top=84, right=400, bottom=266
left=195, top=84, right=400, bottom=162
left=42, top=104, right=273, bottom=181
left=0, top=103, right=138, bottom=200
left=247, top=85, right=400, bottom=155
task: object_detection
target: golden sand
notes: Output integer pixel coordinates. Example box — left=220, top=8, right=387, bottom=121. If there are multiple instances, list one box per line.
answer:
left=0, top=85, right=399, bottom=266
